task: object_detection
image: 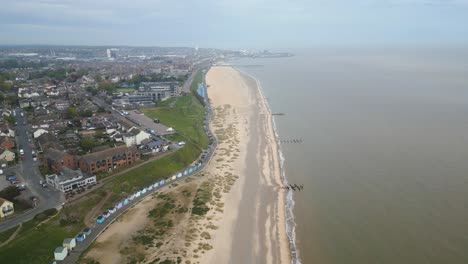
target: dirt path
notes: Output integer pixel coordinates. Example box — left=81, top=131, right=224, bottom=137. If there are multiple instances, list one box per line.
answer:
left=0, top=223, right=22, bottom=248
left=84, top=192, right=112, bottom=227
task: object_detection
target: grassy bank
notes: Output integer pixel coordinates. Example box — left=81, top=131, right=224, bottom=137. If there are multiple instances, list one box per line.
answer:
left=0, top=193, right=105, bottom=264
left=142, top=94, right=209, bottom=149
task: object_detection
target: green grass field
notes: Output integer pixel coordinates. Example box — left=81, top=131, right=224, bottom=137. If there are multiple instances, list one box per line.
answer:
left=142, top=94, right=209, bottom=149
left=0, top=225, right=17, bottom=244
left=116, top=87, right=136, bottom=93
left=0, top=192, right=105, bottom=263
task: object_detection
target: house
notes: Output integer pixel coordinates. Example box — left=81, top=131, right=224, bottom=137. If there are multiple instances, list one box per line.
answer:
left=122, top=127, right=150, bottom=147
left=37, top=133, right=62, bottom=152
left=43, top=148, right=77, bottom=173
left=0, top=124, right=15, bottom=137
left=78, top=145, right=140, bottom=174
left=63, top=238, right=76, bottom=250
left=1, top=109, right=12, bottom=117
left=0, top=148, right=15, bottom=162
left=0, top=198, right=14, bottom=218
left=0, top=136, right=15, bottom=149
left=33, top=128, right=49, bottom=139
left=54, top=246, right=68, bottom=261
left=46, top=168, right=96, bottom=193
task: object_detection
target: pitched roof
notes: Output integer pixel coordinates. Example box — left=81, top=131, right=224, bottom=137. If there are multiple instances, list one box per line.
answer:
left=45, top=148, right=68, bottom=161
left=38, top=133, right=63, bottom=151
left=0, top=197, right=12, bottom=205
left=80, top=145, right=137, bottom=164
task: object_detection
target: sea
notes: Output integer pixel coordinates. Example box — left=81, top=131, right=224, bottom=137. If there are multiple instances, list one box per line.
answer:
left=231, top=47, right=468, bottom=264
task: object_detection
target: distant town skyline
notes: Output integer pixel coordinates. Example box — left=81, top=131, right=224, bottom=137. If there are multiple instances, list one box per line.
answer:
left=1, top=0, right=468, bottom=49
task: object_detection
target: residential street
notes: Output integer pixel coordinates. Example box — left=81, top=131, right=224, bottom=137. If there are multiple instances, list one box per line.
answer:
left=0, top=108, right=64, bottom=232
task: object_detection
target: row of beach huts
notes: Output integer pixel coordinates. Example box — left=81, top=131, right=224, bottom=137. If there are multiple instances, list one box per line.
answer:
left=49, top=162, right=203, bottom=263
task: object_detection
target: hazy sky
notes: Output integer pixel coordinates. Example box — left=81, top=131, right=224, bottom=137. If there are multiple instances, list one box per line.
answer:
left=1, top=0, right=468, bottom=49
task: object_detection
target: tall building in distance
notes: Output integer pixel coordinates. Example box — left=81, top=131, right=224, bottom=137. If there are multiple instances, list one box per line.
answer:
left=106, top=48, right=118, bottom=60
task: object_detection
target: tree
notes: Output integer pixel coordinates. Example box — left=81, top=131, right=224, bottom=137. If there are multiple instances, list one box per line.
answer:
left=79, top=109, right=93, bottom=117
left=86, top=86, right=98, bottom=96
left=66, top=106, right=78, bottom=119
left=79, top=138, right=101, bottom=152
left=5, top=115, right=15, bottom=124
left=98, top=81, right=116, bottom=94
left=0, top=186, right=20, bottom=201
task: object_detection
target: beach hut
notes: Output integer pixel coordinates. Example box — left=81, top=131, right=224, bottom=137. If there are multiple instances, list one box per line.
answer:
left=141, top=188, right=147, bottom=194
left=96, top=216, right=105, bottom=223
left=108, top=207, right=116, bottom=214
left=159, top=179, right=165, bottom=185
left=183, top=170, right=188, bottom=176
left=128, top=194, right=135, bottom=201
left=115, top=202, right=123, bottom=209
left=153, top=182, right=159, bottom=188
left=189, top=168, right=194, bottom=173
left=135, top=191, right=142, bottom=197
left=171, top=175, right=176, bottom=181
left=177, top=172, right=182, bottom=178
left=63, top=238, right=76, bottom=250
left=83, top=228, right=92, bottom=236
left=123, top=198, right=129, bottom=205
left=148, top=185, right=153, bottom=191
left=54, top=247, right=68, bottom=261
left=76, top=233, right=86, bottom=242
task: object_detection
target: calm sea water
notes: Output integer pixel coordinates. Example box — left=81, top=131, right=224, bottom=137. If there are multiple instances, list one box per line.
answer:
left=233, top=47, right=468, bottom=264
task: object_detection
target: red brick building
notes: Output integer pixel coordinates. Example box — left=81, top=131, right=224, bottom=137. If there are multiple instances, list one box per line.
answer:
left=78, top=145, right=140, bottom=174
left=44, top=149, right=77, bottom=173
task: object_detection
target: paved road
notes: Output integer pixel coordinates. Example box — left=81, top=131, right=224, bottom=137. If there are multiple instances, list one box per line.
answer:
left=0, top=108, right=64, bottom=232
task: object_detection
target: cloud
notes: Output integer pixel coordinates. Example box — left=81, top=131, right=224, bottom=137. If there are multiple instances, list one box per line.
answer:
left=0, top=0, right=467, bottom=47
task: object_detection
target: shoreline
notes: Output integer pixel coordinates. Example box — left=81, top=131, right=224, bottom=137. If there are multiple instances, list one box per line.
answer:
left=236, top=67, right=300, bottom=264
left=204, top=66, right=291, bottom=263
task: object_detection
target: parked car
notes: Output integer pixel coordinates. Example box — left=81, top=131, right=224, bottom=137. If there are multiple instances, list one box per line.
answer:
left=7, top=175, right=17, bottom=181
left=83, top=228, right=92, bottom=236
left=76, top=233, right=86, bottom=242
left=96, top=216, right=105, bottom=224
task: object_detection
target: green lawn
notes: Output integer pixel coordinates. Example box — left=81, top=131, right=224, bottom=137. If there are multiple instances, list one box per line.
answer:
left=190, top=70, right=203, bottom=92
left=0, top=225, right=17, bottom=244
left=142, top=94, right=209, bottom=149
left=0, top=192, right=105, bottom=264
left=116, top=88, right=136, bottom=93
left=102, top=142, right=202, bottom=208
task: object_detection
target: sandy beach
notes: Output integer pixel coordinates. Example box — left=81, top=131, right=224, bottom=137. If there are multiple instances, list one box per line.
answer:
left=81, top=65, right=290, bottom=264
left=203, top=66, right=290, bottom=264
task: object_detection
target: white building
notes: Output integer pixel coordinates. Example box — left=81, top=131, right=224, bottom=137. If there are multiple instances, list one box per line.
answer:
left=54, top=247, right=68, bottom=261
left=46, top=168, right=96, bottom=192
left=63, top=238, right=76, bottom=250
left=0, top=198, right=14, bottom=218
left=123, top=127, right=150, bottom=147
left=0, top=149, right=15, bottom=162
left=33, top=128, right=49, bottom=139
